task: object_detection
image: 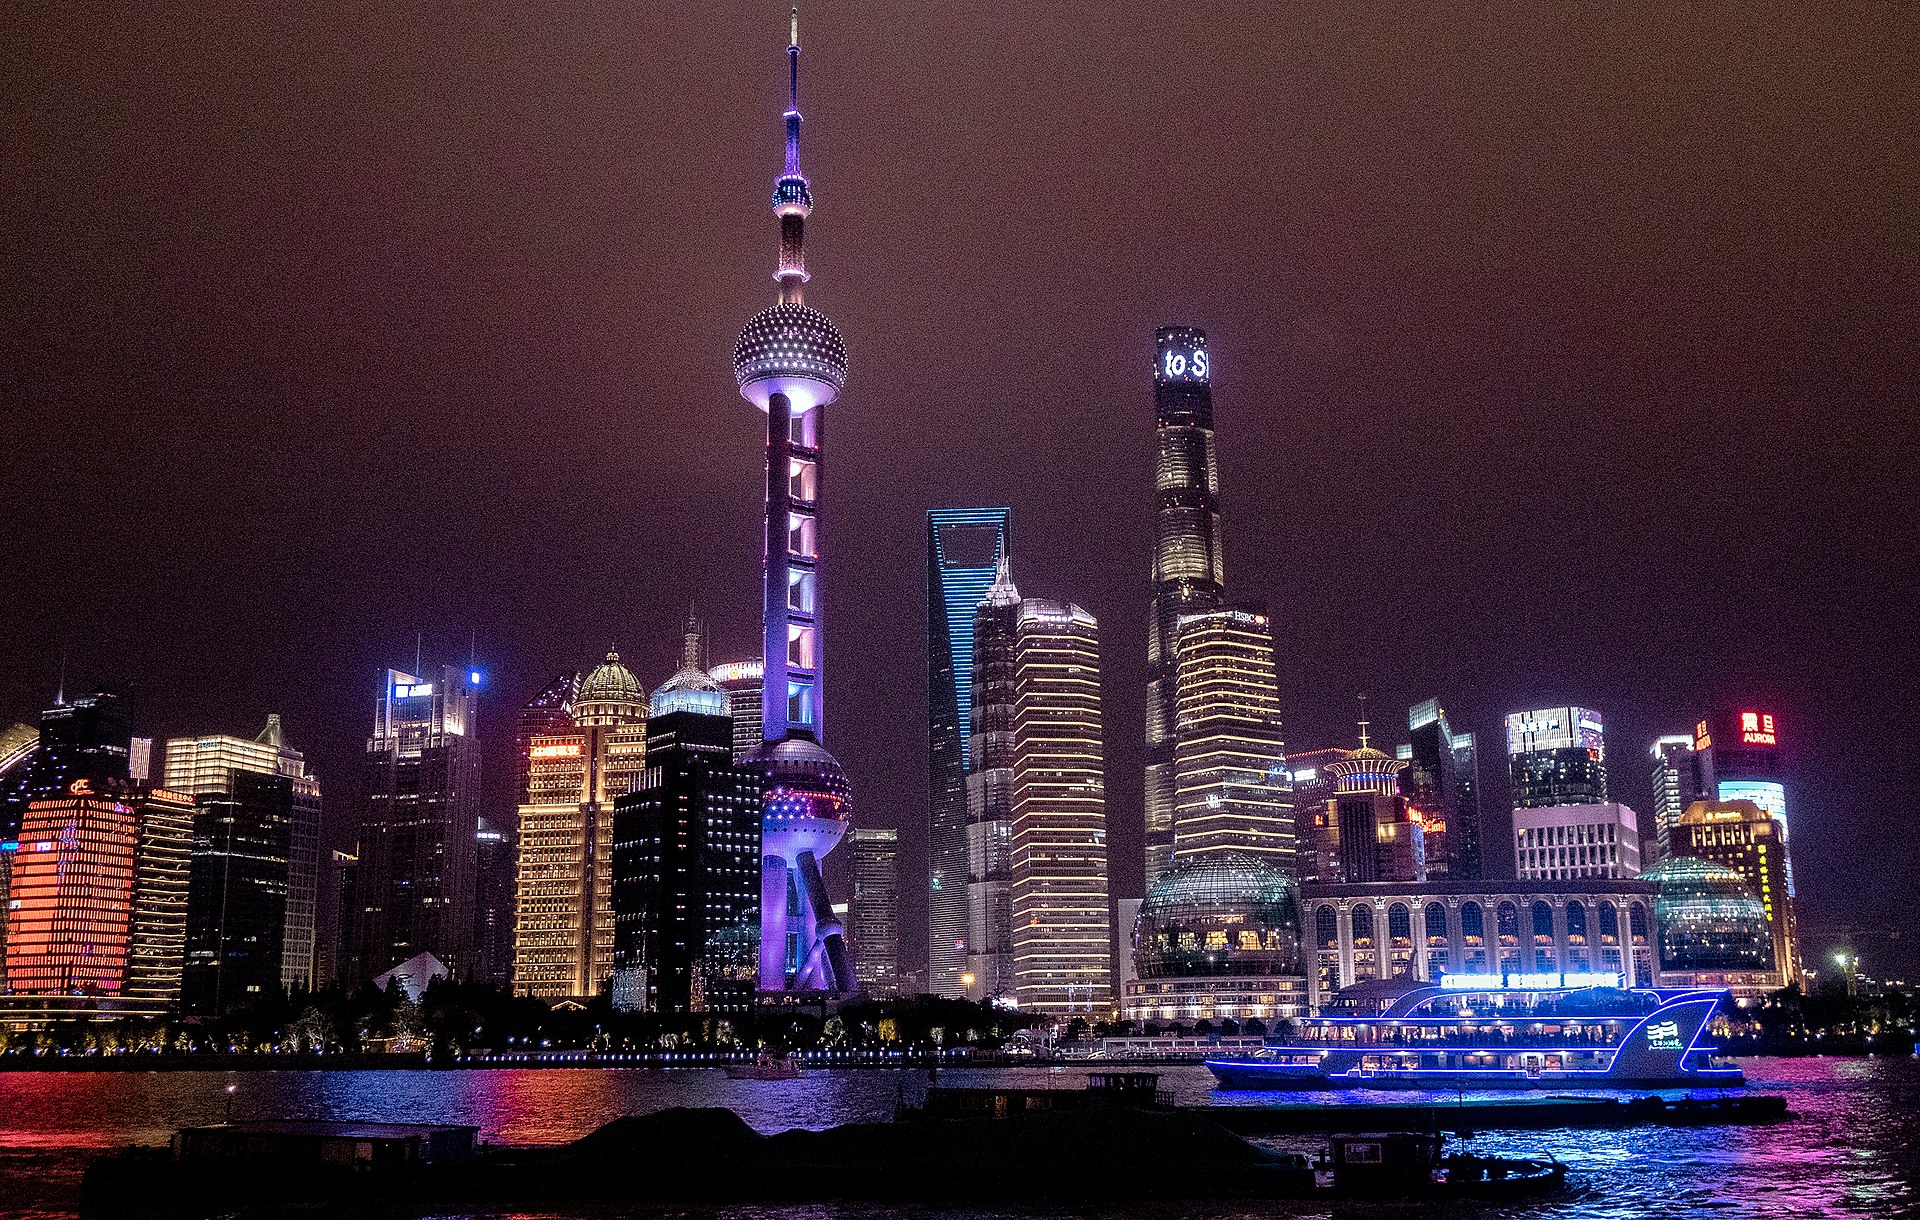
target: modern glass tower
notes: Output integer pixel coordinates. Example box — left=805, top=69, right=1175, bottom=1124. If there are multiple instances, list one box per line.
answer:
left=735, top=10, right=853, bottom=995
left=1506, top=706, right=1609, bottom=809
left=964, top=555, right=1020, bottom=1002
left=1404, top=698, right=1484, bottom=879
left=1146, top=327, right=1224, bottom=888
left=849, top=827, right=901, bottom=995
left=926, top=506, right=1012, bottom=997
left=1649, top=733, right=1702, bottom=864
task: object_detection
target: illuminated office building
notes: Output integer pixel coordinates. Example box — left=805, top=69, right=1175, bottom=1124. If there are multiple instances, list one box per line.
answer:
left=180, top=768, right=295, bottom=1015
left=1287, top=747, right=1349, bottom=883
left=3, top=782, right=139, bottom=998
left=963, top=555, right=1019, bottom=1002
left=1674, top=797, right=1800, bottom=986
left=512, top=650, right=647, bottom=1000
left=1322, top=745, right=1424, bottom=884
left=1146, top=326, right=1224, bottom=888
left=611, top=620, right=761, bottom=1015
left=1010, top=598, right=1110, bottom=1014
left=348, top=665, right=482, bottom=984
left=849, top=827, right=902, bottom=995
left=125, top=787, right=194, bottom=1007
left=164, top=716, right=323, bottom=994
left=1691, top=708, right=1793, bottom=887
left=1170, top=607, right=1293, bottom=870
left=927, top=507, right=1013, bottom=998
left=1513, top=803, right=1642, bottom=881
left=1506, top=707, right=1608, bottom=809
left=734, top=11, right=854, bottom=995
left=22, top=691, right=133, bottom=811
left=473, top=816, right=514, bottom=987
left=0, top=723, right=38, bottom=984
left=710, top=660, right=765, bottom=763
left=1403, top=699, right=1483, bottom=879
left=1648, top=734, right=1705, bottom=864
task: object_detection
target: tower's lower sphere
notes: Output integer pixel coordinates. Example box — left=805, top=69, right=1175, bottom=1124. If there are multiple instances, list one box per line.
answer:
left=746, top=734, right=853, bottom=993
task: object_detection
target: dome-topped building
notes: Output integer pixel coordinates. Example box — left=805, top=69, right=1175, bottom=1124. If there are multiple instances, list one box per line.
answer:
left=1638, top=856, right=1781, bottom=1002
left=1125, top=850, right=1307, bottom=1024
left=576, top=649, right=645, bottom=724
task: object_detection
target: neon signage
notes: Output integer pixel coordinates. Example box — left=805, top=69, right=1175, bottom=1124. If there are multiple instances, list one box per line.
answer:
left=1439, top=971, right=1622, bottom=991
left=1158, top=343, right=1210, bottom=384
left=393, top=682, right=434, bottom=699
left=1694, top=719, right=1712, bottom=752
left=529, top=743, right=581, bottom=760
left=1738, top=710, right=1778, bottom=746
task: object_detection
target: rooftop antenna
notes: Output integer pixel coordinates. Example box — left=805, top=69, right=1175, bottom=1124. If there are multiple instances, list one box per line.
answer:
left=1357, top=692, right=1372, bottom=750
left=414, top=630, right=423, bottom=676
left=54, top=644, right=68, bottom=706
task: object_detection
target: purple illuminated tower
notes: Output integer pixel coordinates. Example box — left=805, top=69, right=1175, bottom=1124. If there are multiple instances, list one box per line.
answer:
left=735, top=8, right=853, bottom=995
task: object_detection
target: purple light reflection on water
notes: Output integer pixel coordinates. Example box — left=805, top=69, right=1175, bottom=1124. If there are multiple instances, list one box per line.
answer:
left=0, top=1057, right=1913, bottom=1220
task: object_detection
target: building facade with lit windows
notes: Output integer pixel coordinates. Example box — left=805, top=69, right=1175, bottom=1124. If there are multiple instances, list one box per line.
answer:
left=1146, top=326, right=1225, bottom=889
left=164, top=716, right=323, bottom=995
left=1286, top=746, right=1349, bottom=883
left=1169, top=607, right=1294, bottom=872
left=926, top=507, right=1012, bottom=998
left=1512, top=803, right=1642, bottom=881
left=1321, top=747, right=1425, bottom=884
left=1673, top=798, right=1800, bottom=986
left=2, top=782, right=140, bottom=1003
left=1124, top=851, right=1307, bottom=1024
left=849, top=827, right=901, bottom=995
left=610, top=621, right=762, bottom=1015
left=710, top=661, right=764, bottom=763
left=1648, top=734, right=1705, bottom=865
left=1639, top=855, right=1782, bottom=1001
left=1506, top=706, right=1609, bottom=809
left=963, top=556, right=1019, bottom=1002
left=1301, top=878, right=1658, bottom=1011
left=347, top=665, right=482, bottom=985
left=1010, top=598, right=1111, bottom=1014
left=1402, top=699, right=1483, bottom=879
left=512, top=650, right=647, bottom=1000
left=125, top=787, right=194, bottom=1007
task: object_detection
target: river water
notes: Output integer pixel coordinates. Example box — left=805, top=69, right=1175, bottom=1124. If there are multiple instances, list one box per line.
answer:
left=1, top=1056, right=1914, bottom=1219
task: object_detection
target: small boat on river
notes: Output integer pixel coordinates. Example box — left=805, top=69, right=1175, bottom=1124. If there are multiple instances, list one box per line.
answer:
left=725, top=1051, right=805, bottom=1080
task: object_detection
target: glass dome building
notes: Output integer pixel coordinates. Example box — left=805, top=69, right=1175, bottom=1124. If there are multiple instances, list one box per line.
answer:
left=1639, top=857, right=1775, bottom=974
left=1125, top=851, right=1307, bottom=1023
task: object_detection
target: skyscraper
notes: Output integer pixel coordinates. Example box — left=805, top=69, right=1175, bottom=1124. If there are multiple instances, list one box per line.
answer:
left=164, top=716, right=323, bottom=993
left=180, top=768, right=293, bottom=1015
left=3, top=781, right=139, bottom=1000
left=1403, top=698, right=1484, bottom=879
left=349, top=665, right=481, bottom=984
left=125, top=786, right=194, bottom=1007
left=848, top=827, right=901, bottom=995
left=964, top=556, right=1020, bottom=1002
left=1146, top=326, right=1223, bottom=888
left=1010, top=598, right=1110, bottom=1014
left=512, top=650, right=647, bottom=1000
left=1506, top=706, right=1608, bottom=809
left=611, top=620, right=761, bottom=1015
left=710, top=660, right=765, bottom=763
left=1513, top=803, right=1643, bottom=880
left=1286, top=746, right=1350, bottom=883
left=473, top=815, right=515, bottom=987
left=1649, top=734, right=1704, bottom=864
left=734, top=11, right=853, bottom=995
left=927, top=507, right=1012, bottom=999
left=1170, top=607, right=1293, bottom=870
left=24, top=690, right=133, bottom=814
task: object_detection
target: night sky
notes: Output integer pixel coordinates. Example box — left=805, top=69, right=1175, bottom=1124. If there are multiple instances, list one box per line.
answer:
left=5, top=5, right=1916, bottom=978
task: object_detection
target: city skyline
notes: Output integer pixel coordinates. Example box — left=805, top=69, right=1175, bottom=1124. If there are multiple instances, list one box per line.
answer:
left=3, top=4, right=1914, bottom=981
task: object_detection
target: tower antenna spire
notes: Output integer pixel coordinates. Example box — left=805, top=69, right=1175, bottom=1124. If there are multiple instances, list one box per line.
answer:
left=1357, top=692, right=1372, bottom=750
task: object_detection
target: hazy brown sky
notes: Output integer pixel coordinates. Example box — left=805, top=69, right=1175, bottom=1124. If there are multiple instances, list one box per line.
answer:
left=4, top=3, right=1915, bottom=977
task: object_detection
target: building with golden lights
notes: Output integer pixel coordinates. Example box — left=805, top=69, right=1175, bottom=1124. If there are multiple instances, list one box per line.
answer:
left=1170, top=607, right=1293, bottom=871
left=512, top=650, right=647, bottom=1000
left=1010, top=598, right=1110, bottom=1014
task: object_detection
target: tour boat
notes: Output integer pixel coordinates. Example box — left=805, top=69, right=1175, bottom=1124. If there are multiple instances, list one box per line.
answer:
left=1207, top=973, right=1743, bottom=1090
left=725, top=1052, right=806, bottom=1080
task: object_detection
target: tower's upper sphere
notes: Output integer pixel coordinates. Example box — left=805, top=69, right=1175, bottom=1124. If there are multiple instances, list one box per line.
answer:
left=734, top=302, right=847, bottom=413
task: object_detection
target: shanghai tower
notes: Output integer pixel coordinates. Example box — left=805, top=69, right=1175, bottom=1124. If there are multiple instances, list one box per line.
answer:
left=734, top=8, right=854, bottom=995
left=1144, top=327, right=1223, bottom=887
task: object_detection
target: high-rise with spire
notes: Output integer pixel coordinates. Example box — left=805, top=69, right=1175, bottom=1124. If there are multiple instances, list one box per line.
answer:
left=735, top=9, right=854, bottom=994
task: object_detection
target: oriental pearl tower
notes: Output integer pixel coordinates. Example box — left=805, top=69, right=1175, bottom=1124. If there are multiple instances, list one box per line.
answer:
left=735, top=8, right=854, bottom=994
